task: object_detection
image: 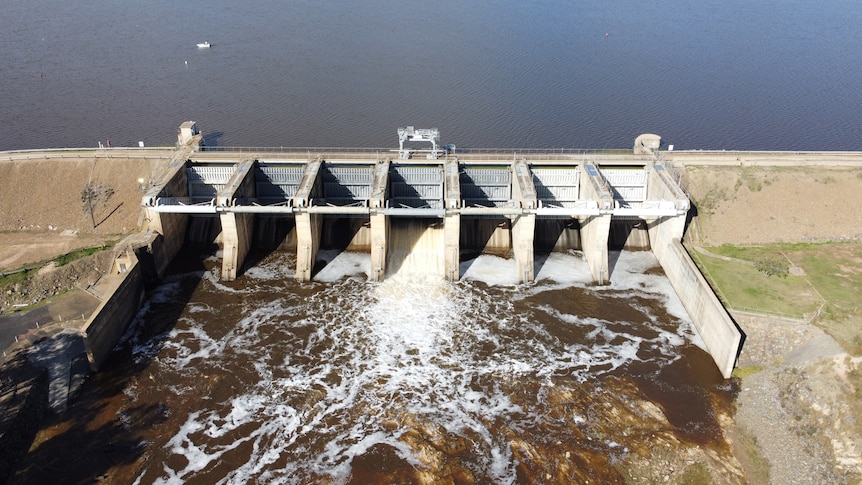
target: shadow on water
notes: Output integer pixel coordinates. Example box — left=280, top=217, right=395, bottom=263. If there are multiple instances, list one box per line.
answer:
left=629, top=345, right=739, bottom=445
left=7, top=231, right=213, bottom=483
left=8, top=367, right=171, bottom=484
left=201, top=131, right=224, bottom=148
left=533, top=218, right=581, bottom=277
left=241, top=216, right=296, bottom=274
left=608, top=219, right=650, bottom=280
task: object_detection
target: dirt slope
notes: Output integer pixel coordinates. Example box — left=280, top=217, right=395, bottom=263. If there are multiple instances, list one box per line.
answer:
left=681, top=165, right=862, bottom=245
left=0, top=156, right=164, bottom=236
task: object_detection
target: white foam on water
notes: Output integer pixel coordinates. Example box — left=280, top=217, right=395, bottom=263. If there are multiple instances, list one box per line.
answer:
left=460, top=254, right=519, bottom=286
left=314, top=251, right=370, bottom=282
left=133, top=249, right=708, bottom=483
left=243, top=259, right=293, bottom=281
left=202, top=269, right=247, bottom=293
left=604, top=251, right=707, bottom=350
left=161, top=324, right=226, bottom=371
left=534, top=251, right=594, bottom=285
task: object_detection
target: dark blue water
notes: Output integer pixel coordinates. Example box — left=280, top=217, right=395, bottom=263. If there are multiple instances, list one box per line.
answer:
left=3, top=0, right=862, bottom=151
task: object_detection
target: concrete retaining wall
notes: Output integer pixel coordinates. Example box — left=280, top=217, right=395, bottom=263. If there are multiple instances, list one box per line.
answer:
left=81, top=258, right=145, bottom=372
left=658, top=240, right=741, bottom=378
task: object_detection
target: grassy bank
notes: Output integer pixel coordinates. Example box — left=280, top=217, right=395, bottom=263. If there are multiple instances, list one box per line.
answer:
left=689, top=241, right=862, bottom=354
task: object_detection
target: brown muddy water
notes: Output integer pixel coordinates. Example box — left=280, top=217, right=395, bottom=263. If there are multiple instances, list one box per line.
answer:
left=11, top=241, right=736, bottom=484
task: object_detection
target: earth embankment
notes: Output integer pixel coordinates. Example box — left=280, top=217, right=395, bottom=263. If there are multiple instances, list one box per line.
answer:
left=679, top=163, right=862, bottom=245
left=0, top=152, right=169, bottom=237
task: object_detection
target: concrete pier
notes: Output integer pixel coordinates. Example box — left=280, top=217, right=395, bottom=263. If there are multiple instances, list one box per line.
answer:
left=293, top=160, right=324, bottom=282
left=369, top=161, right=390, bottom=282
left=577, top=163, right=614, bottom=284
left=444, top=159, right=461, bottom=281
left=218, top=160, right=256, bottom=280
left=511, top=159, right=537, bottom=283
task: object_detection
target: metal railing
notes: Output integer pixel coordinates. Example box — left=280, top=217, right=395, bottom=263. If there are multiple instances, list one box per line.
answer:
left=199, top=146, right=633, bottom=156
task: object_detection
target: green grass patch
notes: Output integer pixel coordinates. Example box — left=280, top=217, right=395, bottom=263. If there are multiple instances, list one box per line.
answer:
left=0, top=268, right=35, bottom=287
left=691, top=246, right=821, bottom=317
left=732, top=365, right=764, bottom=379
left=695, top=187, right=729, bottom=217
left=55, top=245, right=109, bottom=266
left=678, top=463, right=713, bottom=485
left=692, top=242, right=862, bottom=355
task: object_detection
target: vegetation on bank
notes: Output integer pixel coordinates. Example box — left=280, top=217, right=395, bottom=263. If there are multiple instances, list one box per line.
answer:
left=689, top=241, right=862, bottom=354
left=0, top=244, right=111, bottom=280
left=54, top=245, right=110, bottom=267
left=0, top=244, right=113, bottom=313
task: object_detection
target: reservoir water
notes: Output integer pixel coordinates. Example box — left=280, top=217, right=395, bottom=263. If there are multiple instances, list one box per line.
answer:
left=3, top=0, right=855, bottom=482
left=3, top=0, right=862, bottom=151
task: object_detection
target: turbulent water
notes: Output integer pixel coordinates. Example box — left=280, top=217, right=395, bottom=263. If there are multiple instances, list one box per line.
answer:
left=55, top=241, right=729, bottom=484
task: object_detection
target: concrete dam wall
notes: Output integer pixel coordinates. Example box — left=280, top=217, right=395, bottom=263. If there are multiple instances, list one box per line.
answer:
left=4, top=124, right=742, bottom=379
left=126, top=124, right=738, bottom=377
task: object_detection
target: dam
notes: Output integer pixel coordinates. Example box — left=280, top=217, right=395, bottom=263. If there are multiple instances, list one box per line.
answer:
left=79, top=122, right=740, bottom=381
left=1, top=123, right=765, bottom=483
left=142, top=125, right=687, bottom=285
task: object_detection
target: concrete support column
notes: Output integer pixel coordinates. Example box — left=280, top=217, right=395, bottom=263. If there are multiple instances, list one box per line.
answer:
left=144, top=209, right=188, bottom=277
left=511, top=214, right=536, bottom=283
left=217, top=159, right=257, bottom=281
left=644, top=161, right=691, bottom=264
left=444, top=213, right=460, bottom=281
left=293, top=159, right=324, bottom=281
left=578, top=161, right=615, bottom=284
left=370, top=212, right=388, bottom=281
left=580, top=214, right=611, bottom=284
left=369, top=160, right=390, bottom=282
left=511, top=159, right=537, bottom=283
left=444, top=158, right=461, bottom=282
left=295, top=212, right=322, bottom=281
left=220, top=212, right=254, bottom=281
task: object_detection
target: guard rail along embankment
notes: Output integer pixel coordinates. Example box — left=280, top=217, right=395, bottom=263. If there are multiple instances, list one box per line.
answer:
left=664, top=150, right=862, bottom=167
